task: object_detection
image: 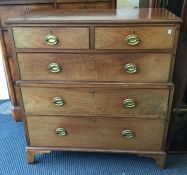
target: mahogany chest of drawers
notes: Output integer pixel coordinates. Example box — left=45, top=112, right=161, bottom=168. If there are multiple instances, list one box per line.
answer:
left=6, top=8, right=181, bottom=168
left=0, top=0, right=116, bottom=121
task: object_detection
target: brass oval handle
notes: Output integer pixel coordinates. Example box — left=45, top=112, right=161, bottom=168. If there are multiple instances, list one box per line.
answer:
left=126, top=30, right=140, bottom=46
left=56, top=128, right=67, bottom=137
left=52, top=97, right=64, bottom=106
left=48, top=63, right=61, bottom=73
left=45, top=31, right=58, bottom=45
left=124, top=63, right=137, bottom=74
left=124, top=99, right=136, bottom=108
left=122, top=129, right=135, bottom=139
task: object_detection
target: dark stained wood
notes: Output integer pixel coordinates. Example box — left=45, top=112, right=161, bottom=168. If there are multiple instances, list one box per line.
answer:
left=17, top=81, right=174, bottom=88
left=9, top=57, right=19, bottom=81
left=2, top=30, right=12, bottom=55
left=11, top=106, right=22, bottom=121
left=0, top=1, right=116, bottom=28
left=0, top=0, right=115, bottom=5
left=15, top=48, right=174, bottom=53
left=180, top=0, right=186, bottom=33
left=58, top=2, right=113, bottom=9
left=0, top=4, right=54, bottom=28
left=6, top=8, right=182, bottom=24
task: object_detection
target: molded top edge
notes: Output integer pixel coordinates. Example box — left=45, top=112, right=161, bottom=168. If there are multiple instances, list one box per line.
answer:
left=6, top=8, right=182, bottom=24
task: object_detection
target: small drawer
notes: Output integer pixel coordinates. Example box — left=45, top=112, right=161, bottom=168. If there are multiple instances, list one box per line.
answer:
left=58, top=2, right=113, bottom=9
left=95, top=26, right=176, bottom=50
left=27, top=115, right=165, bottom=151
left=13, top=27, right=89, bottom=49
left=21, top=85, right=170, bottom=116
left=0, top=4, right=54, bottom=28
left=17, top=53, right=172, bottom=82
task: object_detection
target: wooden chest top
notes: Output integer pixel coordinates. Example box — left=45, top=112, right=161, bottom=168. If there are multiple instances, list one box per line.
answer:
left=0, top=0, right=113, bottom=5
left=6, top=8, right=182, bottom=24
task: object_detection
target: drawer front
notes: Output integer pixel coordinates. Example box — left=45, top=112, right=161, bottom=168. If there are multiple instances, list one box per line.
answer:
left=95, top=26, right=176, bottom=50
left=0, top=5, right=54, bottom=27
left=17, top=53, right=171, bottom=82
left=58, top=2, right=112, bottom=9
left=13, top=27, right=89, bottom=49
left=27, top=116, right=165, bottom=151
left=21, top=86, right=170, bottom=116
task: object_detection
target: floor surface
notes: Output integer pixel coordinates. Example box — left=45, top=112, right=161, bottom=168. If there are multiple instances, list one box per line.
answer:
left=0, top=100, right=187, bottom=175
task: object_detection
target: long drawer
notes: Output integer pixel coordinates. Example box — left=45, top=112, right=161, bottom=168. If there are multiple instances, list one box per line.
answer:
left=17, top=53, right=172, bottom=82
left=27, top=115, right=165, bottom=150
left=95, top=26, right=176, bottom=50
left=21, top=85, right=170, bottom=116
left=13, top=27, right=89, bottom=49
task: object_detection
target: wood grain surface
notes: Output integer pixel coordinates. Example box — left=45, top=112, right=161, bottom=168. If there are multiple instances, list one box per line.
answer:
left=13, top=27, right=89, bottom=49
left=21, top=86, right=170, bottom=116
left=2, top=30, right=12, bottom=55
left=95, top=26, right=176, bottom=50
left=3, top=7, right=181, bottom=167
left=17, top=53, right=172, bottom=82
left=5, top=8, right=182, bottom=24
left=0, top=1, right=116, bottom=122
left=58, top=2, right=113, bottom=9
left=0, top=0, right=114, bottom=5
left=0, top=4, right=54, bottom=27
left=27, top=115, right=165, bottom=150
left=0, top=1, right=116, bottom=27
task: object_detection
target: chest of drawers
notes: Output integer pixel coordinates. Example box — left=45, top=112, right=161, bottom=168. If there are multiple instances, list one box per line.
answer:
left=6, top=8, right=181, bottom=168
left=0, top=0, right=116, bottom=122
